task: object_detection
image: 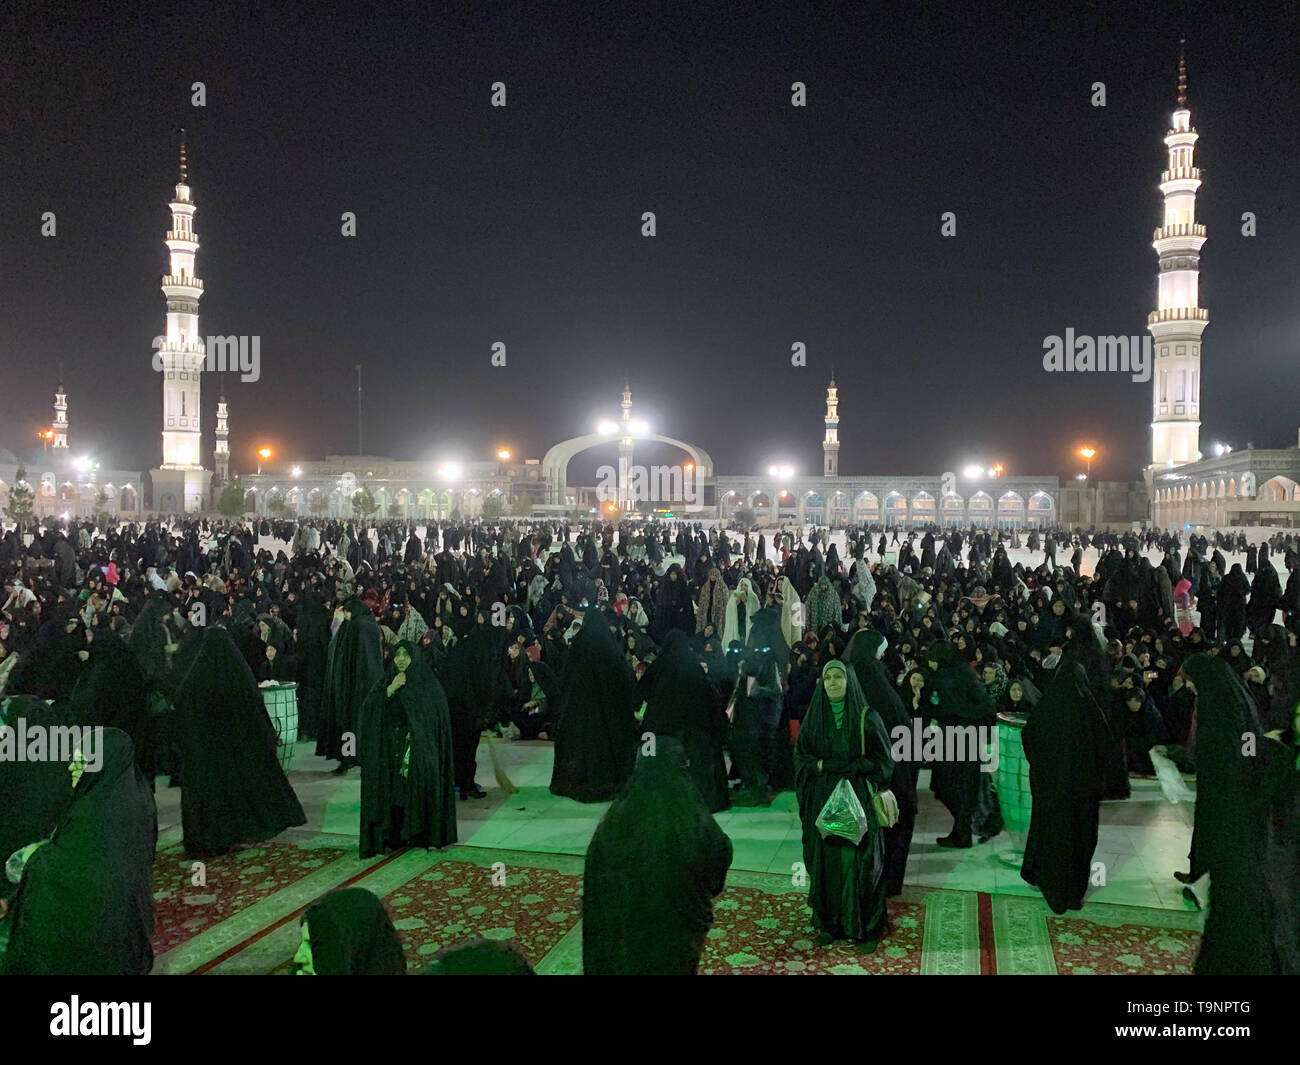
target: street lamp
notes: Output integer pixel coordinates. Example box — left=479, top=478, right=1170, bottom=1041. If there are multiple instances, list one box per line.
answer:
left=291, top=465, right=302, bottom=478
left=257, top=447, right=272, bottom=475
left=1079, top=447, right=1097, bottom=526
left=963, top=464, right=983, bottom=479
left=1079, top=447, right=1096, bottom=478
left=496, top=448, right=511, bottom=461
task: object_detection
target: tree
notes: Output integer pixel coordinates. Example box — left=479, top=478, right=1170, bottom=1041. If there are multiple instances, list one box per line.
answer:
left=510, top=493, right=534, bottom=517
left=481, top=494, right=504, bottom=521
left=734, top=506, right=757, bottom=529
left=92, top=489, right=113, bottom=530
left=5, top=467, right=35, bottom=535
left=352, top=483, right=379, bottom=520
left=267, top=493, right=288, bottom=517
left=307, top=489, right=328, bottom=516
left=218, top=479, right=245, bottom=518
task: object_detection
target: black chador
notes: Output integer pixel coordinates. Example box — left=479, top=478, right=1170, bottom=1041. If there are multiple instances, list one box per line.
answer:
left=583, top=738, right=733, bottom=974
left=318, top=596, right=383, bottom=767
left=174, top=627, right=306, bottom=858
left=550, top=608, right=639, bottom=803
left=793, top=660, right=895, bottom=944
left=3, top=729, right=156, bottom=975
left=638, top=629, right=730, bottom=812
left=845, top=630, right=917, bottom=897
left=1183, top=655, right=1299, bottom=974
left=359, top=641, right=457, bottom=857
left=1019, top=658, right=1114, bottom=913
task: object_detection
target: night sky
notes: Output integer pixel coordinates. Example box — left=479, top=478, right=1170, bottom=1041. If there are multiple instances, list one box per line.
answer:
left=2, top=1, right=1297, bottom=485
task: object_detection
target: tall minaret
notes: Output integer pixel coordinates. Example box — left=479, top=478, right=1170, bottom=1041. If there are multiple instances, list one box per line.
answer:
left=214, top=390, right=230, bottom=484
left=1148, top=40, right=1207, bottom=469
left=618, top=380, right=634, bottom=513
left=158, top=132, right=206, bottom=471
left=52, top=370, right=68, bottom=449
left=823, top=374, right=840, bottom=476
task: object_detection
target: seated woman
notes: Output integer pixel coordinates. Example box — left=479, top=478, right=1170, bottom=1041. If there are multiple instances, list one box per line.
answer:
left=291, top=889, right=406, bottom=975
left=793, top=659, right=895, bottom=949
left=358, top=640, right=457, bottom=858
left=3, top=728, right=156, bottom=974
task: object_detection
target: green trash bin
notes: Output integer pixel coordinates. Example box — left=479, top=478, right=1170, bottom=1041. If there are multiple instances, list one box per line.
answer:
left=996, top=711, right=1031, bottom=851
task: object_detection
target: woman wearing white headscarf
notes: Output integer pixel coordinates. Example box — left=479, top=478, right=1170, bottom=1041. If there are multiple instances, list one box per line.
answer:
left=723, top=577, right=760, bottom=646
left=850, top=559, right=877, bottom=614
left=778, top=576, right=802, bottom=648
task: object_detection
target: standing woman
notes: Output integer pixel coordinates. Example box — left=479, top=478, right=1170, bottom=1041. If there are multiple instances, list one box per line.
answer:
left=174, top=627, right=306, bottom=858
left=793, top=659, right=895, bottom=949
left=358, top=640, right=457, bottom=858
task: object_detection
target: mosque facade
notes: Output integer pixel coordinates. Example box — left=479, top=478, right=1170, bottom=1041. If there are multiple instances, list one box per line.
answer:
left=1144, top=49, right=1300, bottom=529
left=15, top=55, right=1298, bottom=530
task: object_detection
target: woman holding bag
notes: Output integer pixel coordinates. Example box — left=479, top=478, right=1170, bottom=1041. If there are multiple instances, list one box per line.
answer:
left=793, top=659, right=896, bottom=950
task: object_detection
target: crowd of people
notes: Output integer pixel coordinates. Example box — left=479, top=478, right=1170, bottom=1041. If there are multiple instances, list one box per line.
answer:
left=0, top=513, right=1296, bottom=974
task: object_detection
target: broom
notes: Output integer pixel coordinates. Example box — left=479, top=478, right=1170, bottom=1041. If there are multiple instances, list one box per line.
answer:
left=483, top=731, right=517, bottom=795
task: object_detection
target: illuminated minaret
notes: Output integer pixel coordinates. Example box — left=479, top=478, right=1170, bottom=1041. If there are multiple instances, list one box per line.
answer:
left=158, top=132, right=206, bottom=472
left=214, top=391, right=230, bottom=484
left=52, top=371, right=68, bottom=449
left=150, top=131, right=212, bottom=514
left=1148, top=41, right=1207, bottom=469
left=618, top=380, right=635, bottom=513
left=823, top=374, right=840, bottom=476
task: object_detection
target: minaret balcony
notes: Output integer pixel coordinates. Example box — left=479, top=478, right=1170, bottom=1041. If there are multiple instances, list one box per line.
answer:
left=161, top=274, right=204, bottom=293
left=1160, top=167, right=1200, bottom=183
left=1152, top=223, right=1206, bottom=241
left=1147, top=308, right=1209, bottom=325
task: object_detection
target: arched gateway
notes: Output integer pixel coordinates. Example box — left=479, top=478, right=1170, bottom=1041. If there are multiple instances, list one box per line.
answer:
left=541, top=432, right=716, bottom=507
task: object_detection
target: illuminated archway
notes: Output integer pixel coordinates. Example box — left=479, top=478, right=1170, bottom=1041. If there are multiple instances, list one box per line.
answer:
left=541, top=432, right=715, bottom=506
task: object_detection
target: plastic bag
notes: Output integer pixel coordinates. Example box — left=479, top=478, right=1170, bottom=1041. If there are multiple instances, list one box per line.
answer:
left=1149, top=749, right=1195, bottom=804
left=815, top=777, right=872, bottom=844
left=873, top=788, right=900, bottom=828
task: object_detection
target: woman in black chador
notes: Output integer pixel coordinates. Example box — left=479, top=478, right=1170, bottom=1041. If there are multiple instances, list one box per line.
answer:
left=793, top=659, right=895, bottom=947
left=174, top=627, right=306, bottom=858
left=845, top=629, right=917, bottom=897
left=583, top=737, right=733, bottom=974
left=318, top=596, right=383, bottom=770
left=291, top=888, right=406, bottom=975
left=638, top=629, right=730, bottom=812
left=1183, top=654, right=1299, bottom=974
left=1019, top=657, right=1115, bottom=914
left=550, top=608, right=639, bottom=803
left=3, top=728, right=156, bottom=975
left=358, top=640, right=457, bottom=858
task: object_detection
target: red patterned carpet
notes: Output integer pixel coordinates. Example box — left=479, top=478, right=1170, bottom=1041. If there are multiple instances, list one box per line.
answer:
left=1046, top=913, right=1199, bottom=975
left=151, top=842, right=351, bottom=957
left=701, top=889, right=927, bottom=975
left=148, top=843, right=1204, bottom=974
left=382, top=858, right=583, bottom=969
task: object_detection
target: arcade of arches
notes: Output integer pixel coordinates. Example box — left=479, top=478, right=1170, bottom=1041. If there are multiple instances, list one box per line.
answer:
left=716, top=483, right=1057, bottom=529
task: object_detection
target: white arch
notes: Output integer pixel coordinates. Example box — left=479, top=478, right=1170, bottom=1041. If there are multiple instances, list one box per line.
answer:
left=541, top=432, right=716, bottom=505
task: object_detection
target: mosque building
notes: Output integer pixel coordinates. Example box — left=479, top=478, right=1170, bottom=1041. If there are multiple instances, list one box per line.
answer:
left=1143, top=46, right=1300, bottom=529
left=0, top=373, right=144, bottom=525
left=11, top=49, right=1296, bottom=530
